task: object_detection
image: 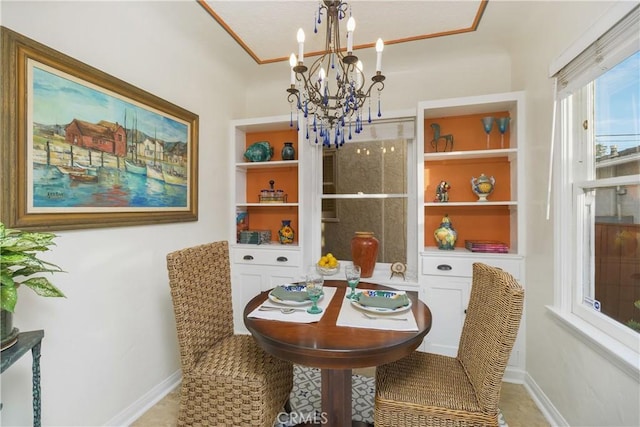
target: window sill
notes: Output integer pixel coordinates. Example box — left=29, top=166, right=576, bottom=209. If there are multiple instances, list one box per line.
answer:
left=359, top=264, right=419, bottom=290
left=546, top=306, right=640, bottom=380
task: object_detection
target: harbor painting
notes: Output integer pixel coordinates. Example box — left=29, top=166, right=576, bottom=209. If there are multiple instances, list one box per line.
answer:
left=1, top=27, right=198, bottom=230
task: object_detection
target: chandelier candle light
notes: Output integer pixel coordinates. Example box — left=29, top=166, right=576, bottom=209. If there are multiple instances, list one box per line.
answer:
left=287, top=1, right=386, bottom=148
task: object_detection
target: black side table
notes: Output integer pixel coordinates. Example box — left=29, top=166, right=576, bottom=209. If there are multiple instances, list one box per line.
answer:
left=1, top=330, right=44, bottom=427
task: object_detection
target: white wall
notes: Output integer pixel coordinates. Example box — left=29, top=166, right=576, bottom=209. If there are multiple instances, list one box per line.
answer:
left=506, top=2, right=640, bottom=426
left=2, top=1, right=638, bottom=427
left=245, top=29, right=513, bottom=118
left=0, top=1, right=254, bottom=426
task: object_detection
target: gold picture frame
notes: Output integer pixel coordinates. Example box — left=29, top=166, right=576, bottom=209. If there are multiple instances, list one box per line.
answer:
left=1, top=27, right=199, bottom=230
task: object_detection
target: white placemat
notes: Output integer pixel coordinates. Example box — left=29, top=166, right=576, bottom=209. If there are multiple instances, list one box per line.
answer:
left=336, top=292, right=419, bottom=331
left=247, top=286, right=337, bottom=323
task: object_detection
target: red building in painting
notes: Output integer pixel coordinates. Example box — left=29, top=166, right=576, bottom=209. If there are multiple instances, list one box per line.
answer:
left=65, top=119, right=127, bottom=157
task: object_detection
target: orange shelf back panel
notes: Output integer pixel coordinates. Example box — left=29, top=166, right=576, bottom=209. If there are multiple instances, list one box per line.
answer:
left=425, top=158, right=511, bottom=203
left=246, top=129, right=298, bottom=160
left=246, top=167, right=298, bottom=203
left=424, top=111, right=511, bottom=153
left=246, top=206, right=299, bottom=244
left=425, top=206, right=512, bottom=249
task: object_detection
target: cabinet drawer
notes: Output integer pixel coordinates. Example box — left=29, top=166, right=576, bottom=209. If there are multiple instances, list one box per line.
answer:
left=421, top=256, right=521, bottom=280
left=232, top=248, right=301, bottom=267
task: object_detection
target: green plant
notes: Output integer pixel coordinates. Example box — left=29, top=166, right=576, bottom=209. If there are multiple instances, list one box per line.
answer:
left=627, top=300, right=640, bottom=332
left=1, top=222, right=65, bottom=312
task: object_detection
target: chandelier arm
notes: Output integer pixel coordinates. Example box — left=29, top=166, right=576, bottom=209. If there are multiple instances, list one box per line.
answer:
left=358, top=80, right=385, bottom=103
left=295, top=69, right=322, bottom=110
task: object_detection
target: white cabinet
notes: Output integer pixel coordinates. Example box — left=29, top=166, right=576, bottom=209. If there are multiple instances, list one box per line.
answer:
left=417, top=92, right=526, bottom=381
left=421, top=274, right=470, bottom=356
left=230, top=245, right=302, bottom=333
left=420, top=251, right=525, bottom=379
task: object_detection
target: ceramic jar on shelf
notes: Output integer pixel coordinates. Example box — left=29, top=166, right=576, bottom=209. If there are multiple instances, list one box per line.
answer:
left=281, top=142, right=295, bottom=160
left=471, top=174, right=495, bottom=202
left=434, top=215, right=457, bottom=250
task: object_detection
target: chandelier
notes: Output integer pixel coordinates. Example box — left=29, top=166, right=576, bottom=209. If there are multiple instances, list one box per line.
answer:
left=287, top=0, right=385, bottom=148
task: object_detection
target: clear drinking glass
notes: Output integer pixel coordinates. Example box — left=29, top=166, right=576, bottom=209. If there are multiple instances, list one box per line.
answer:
left=345, top=264, right=361, bottom=300
left=305, top=271, right=324, bottom=314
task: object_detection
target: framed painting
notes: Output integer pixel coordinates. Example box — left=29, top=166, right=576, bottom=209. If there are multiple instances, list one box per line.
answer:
left=1, top=27, right=199, bottom=230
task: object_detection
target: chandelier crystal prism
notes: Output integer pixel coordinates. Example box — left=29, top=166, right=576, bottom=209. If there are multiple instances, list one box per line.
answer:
left=287, top=0, right=385, bottom=148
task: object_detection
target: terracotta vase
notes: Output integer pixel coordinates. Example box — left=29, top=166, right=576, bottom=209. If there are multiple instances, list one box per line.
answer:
left=351, top=231, right=379, bottom=278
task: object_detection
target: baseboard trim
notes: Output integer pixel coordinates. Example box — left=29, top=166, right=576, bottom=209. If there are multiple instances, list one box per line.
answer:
left=523, top=372, right=569, bottom=427
left=107, top=364, right=566, bottom=427
left=503, top=366, right=526, bottom=383
left=105, top=369, right=182, bottom=426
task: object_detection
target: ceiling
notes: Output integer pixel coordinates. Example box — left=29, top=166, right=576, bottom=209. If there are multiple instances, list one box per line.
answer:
left=198, top=0, right=488, bottom=65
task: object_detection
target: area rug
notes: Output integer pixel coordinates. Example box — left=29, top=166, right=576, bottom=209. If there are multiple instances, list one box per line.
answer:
left=275, top=364, right=508, bottom=426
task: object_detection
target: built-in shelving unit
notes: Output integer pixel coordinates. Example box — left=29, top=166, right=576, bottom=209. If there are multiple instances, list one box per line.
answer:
left=416, top=91, right=526, bottom=380
left=229, top=115, right=303, bottom=332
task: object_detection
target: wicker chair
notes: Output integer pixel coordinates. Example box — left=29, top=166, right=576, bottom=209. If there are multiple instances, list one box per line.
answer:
left=375, top=262, right=524, bottom=427
left=167, top=241, right=293, bottom=427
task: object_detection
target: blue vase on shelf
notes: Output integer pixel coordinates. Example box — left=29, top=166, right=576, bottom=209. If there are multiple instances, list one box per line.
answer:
left=281, top=142, right=295, bottom=160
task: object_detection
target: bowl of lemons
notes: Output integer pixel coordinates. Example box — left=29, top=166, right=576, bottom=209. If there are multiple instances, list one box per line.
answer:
left=316, top=253, right=340, bottom=276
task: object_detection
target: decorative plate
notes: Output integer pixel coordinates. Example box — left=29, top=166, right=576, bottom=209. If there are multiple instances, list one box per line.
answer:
left=268, top=285, right=324, bottom=306
left=350, top=290, right=412, bottom=314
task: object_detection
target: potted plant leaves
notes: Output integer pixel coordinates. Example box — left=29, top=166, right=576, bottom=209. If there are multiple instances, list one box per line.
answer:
left=1, top=222, right=65, bottom=350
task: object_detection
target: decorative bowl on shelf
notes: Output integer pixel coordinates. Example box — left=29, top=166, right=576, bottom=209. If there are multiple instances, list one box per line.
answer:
left=243, top=141, right=273, bottom=162
left=316, top=263, right=340, bottom=276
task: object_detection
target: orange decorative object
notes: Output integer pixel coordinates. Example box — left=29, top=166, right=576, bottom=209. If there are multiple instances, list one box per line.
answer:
left=351, top=231, right=379, bottom=278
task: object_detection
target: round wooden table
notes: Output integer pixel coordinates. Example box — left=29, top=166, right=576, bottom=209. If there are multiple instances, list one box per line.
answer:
left=243, top=280, right=432, bottom=427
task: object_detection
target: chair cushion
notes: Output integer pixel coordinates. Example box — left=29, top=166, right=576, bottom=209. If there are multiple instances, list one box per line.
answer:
left=376, top=352, right=499, bottom=426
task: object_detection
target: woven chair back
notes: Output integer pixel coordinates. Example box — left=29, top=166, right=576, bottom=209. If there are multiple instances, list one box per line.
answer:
left=166, top=241, right=234, bottom=371
left=457, top=262, right=524, bottom=414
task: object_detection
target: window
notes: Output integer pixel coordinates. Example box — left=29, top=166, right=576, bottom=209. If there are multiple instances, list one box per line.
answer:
left=322, top=150, right=338, bottom=220
left=553, top=5, right=639, bottom=357
left=319, top=119, right=415, bottom=268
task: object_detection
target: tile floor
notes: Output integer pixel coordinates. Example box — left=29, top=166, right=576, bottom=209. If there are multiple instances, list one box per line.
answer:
left=131, top=367, right=549, bottom=427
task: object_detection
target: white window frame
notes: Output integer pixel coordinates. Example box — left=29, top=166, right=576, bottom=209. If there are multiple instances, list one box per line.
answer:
left=549, top=3, right=640, bottom=378
left=314, top=115, right=418, bottom=280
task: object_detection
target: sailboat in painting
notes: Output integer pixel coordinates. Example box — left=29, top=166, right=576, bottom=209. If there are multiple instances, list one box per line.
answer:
left=163, top=169, right=187, bottom=186
left=124, top=111, right=146, bottom=175
left=146, top=131, right=164, bottom=182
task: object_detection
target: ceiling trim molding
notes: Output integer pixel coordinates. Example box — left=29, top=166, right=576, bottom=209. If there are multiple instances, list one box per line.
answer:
left=198, top=0, right=489, bottom=65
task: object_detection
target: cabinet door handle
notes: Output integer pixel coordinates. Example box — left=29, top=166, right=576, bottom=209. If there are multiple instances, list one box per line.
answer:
left=464, top=309, right=467, bottom=314
left=243, top=255, right=254, bottom=261
left=276, top=256, right=288, bottom=262
left=436, top=264, right=452, bottom=271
